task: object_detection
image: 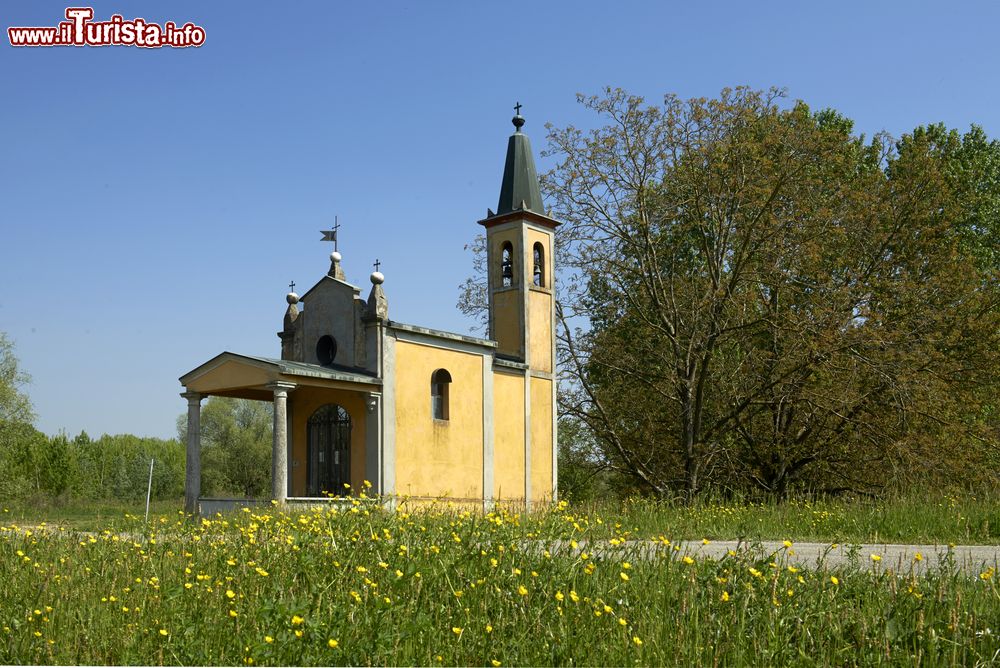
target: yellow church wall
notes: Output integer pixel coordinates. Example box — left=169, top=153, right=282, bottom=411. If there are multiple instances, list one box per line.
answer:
left=526, top=228, right=553, bottom=372
left=288, top=387, right=367, bottom=497
left=491, top=227, right=525, bottom=360
left=530, top=376, right=553, bottom=505
left=493, top=290, right=523, bottom=358
left=393, top=340, right=484, bottom=500
left=492, top=371, right=525, bottom=501
left=528, top=290, right=552, bottom=372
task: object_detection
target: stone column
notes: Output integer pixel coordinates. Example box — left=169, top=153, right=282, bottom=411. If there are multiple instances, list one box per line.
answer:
left=268, top=382, right=296, bottom=504
left=181, top=391, right=203, bottom=515
left=364, top=392, right=382, bottom=495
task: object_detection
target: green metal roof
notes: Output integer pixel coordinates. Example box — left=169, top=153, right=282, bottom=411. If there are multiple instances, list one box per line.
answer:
left=237, top=354, right=381, bottom=384
left=179, top=351, right=381, bottom=387
left=388, top=321, right=496, bottom=349
left=496, top=116, right=545, bottom=216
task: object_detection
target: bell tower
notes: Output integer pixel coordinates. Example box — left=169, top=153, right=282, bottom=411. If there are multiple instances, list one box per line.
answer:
left=480, top=106, right=560, bottom=505
left=479, top=107, right=559, bottom=371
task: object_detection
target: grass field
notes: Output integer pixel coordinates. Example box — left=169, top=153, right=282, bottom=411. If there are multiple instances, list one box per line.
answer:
left=2, top=494, right=999, bottom=665
left=6, top=491, right=999, bottom=543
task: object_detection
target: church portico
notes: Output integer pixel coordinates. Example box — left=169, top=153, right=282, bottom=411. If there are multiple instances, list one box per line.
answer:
left=179, top=352, right=382, bottom=514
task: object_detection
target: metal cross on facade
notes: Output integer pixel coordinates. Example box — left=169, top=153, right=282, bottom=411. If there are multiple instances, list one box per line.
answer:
left=320, top=216, right=341, bottom=251
left=373, top=259, right=381, bottom=272
left=514, top=101, right=522, bottom=115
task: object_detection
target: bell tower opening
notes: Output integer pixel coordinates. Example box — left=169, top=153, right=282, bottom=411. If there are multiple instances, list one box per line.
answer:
left=501, top=242, right=515, bottom=288
left=532, top=242, right=545, bottom=287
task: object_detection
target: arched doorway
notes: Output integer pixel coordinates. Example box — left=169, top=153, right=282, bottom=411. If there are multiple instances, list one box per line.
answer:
left=307, top=404, right=351, bottom=496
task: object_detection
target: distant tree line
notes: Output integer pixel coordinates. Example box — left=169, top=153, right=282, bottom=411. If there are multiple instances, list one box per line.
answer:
left=0, top=332, right=272, bottom=506
left=0, top=424, right=185, bottom=503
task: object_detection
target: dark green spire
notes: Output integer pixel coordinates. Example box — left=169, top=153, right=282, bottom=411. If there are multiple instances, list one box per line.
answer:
left=496, top=107, right=545, bottom=216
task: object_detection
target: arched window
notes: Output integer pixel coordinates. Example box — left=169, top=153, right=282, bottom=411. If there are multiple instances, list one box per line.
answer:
left=431, top=369, right=452, bottom=420
left=501, top=241, right=514, bottom=288
left=533, top=242, right=545, bottom=287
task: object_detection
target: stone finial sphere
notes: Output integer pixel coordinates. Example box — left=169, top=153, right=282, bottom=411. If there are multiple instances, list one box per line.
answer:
left=286, top=292, right=300, bottom=304
left=370, top=271, right=385, bottom=285
left=331, top=251, right=342, bottom=262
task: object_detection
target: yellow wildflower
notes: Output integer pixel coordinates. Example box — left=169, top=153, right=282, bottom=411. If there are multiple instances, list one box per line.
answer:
left=328, top=639, right=339, bottom=648
left=291, top=615, right=304, bottom=625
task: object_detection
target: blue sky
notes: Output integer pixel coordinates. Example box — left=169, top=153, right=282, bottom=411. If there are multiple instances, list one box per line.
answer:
left=2, top=0, right=999, bottom=440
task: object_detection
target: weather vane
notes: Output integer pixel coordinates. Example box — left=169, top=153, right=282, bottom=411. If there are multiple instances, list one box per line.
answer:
left=320, top=216, right=342, bottom=252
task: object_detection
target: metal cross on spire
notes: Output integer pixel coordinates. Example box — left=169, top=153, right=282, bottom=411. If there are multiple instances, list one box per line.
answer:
left=288, top=280, right=296, bottom=292
left=373, top=258, right=381, bottom=272
left=320, top=216, right=342, bottom=251
left=514, top=101, right=522, bottom=115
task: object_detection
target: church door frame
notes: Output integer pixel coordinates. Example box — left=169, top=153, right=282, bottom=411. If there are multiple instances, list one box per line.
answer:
left=306, top=404, right=352, bottom=496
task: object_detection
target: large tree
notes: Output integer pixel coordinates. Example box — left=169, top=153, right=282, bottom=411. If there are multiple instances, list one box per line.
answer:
left=543, top=88, right=1000, bottom=499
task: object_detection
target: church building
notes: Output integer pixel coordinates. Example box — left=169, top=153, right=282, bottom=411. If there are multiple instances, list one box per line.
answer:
left=179, top=110, right=558, bottom=514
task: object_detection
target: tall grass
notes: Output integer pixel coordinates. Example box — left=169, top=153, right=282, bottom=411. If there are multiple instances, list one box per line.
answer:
left=568, top=493, right=1000, bottom=544
left=2, top=497, right=998, bottom=665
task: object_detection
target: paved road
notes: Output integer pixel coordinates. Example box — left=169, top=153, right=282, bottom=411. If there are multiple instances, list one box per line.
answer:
left=556, top=539, right=1000, bottom=575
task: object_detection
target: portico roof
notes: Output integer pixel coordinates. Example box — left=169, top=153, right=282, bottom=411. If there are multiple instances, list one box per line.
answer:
left=179, top=352, right=381, bottom=401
